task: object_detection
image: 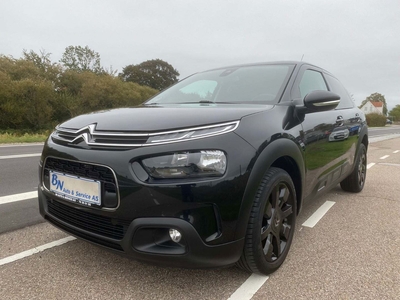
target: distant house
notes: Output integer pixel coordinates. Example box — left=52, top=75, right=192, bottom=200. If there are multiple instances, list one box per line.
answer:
left=360, top=101, right=384, bottom=114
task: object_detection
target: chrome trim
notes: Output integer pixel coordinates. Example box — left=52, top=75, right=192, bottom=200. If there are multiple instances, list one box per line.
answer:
left=52, top=121, right=240, bottom=147
left=42, top=156, right=120, bottom=211
left=313, top=100, right=340, bottom=107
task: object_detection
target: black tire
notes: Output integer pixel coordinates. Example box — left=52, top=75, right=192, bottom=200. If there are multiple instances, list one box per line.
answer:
left=340, top=143, right=367, bottom=193
left=237, top=167, right=297, bottom=275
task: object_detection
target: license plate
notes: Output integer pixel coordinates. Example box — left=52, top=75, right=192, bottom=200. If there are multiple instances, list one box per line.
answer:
left=49, top=171, right=101, bottom=206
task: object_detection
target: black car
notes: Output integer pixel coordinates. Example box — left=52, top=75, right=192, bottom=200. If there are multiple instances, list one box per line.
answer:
left=38, top=61, right=368, bottom=274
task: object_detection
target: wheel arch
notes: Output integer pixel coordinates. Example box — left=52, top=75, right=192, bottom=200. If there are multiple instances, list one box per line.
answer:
left=234, top=138, right=305, bottom=240
left=354, top=125, right=368, bottom=166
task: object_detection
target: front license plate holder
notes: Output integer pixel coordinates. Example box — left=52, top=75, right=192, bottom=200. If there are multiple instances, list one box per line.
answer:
left=49, top=171, right=101, bottom=206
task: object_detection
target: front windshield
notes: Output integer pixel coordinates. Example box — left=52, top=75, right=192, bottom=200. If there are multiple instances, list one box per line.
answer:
left=145, top=64, right=294, bottom=105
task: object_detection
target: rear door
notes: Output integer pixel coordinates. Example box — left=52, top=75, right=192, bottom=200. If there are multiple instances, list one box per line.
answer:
left=324, top=73, right=361, bottom=176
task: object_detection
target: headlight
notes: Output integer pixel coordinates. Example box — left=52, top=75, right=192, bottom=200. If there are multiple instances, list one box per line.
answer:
left=141, top=150, right=227, bottom=179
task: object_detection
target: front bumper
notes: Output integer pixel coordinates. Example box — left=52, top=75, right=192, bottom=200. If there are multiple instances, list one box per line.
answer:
left=38, top=187, right=244, bottom=268
left=38, top=130, right=257, bottom=268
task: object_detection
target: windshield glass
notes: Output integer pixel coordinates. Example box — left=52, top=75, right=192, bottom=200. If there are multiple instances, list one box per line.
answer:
left=145, top=64, right=294, bottom=105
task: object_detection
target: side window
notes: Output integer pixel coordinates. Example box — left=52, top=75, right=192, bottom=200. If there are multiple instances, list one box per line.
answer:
left=298, top=70, right=328, bottom=99
left=325, top=75, right=354, bottom=109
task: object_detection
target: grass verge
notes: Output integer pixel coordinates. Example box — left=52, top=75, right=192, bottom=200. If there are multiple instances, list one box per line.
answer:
left=0, top=131, right=50, bottom=144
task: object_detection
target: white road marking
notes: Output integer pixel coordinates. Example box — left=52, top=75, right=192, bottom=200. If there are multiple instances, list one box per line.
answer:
left=0, top=143, right=44, bottom=148
left=227, top=274, right=269, bottom=300
left=0, top=191, right=38, bottom=205
left=393, top=150, right=399, bottom=154
left=0, top=236, right=76, bottom=266
left=380, top=155, right=389, bottom=160
left=0, top=153, right=41, bottom=160
left=367, top=163, right=376, bottom=169
left=302, top=201, right=335, bottom=228
left=378, top=163, right=400, bottom=167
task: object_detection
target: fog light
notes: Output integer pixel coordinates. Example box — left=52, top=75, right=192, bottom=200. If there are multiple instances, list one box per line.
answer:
left=169, top=229, right=182, bottom=243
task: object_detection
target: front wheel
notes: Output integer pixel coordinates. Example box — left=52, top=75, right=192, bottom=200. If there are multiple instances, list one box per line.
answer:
left=237, top=167, right=297, bottom=274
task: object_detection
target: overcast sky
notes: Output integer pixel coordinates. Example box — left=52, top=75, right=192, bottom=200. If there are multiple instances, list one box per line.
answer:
left=1, top=0, right=399, bottom=110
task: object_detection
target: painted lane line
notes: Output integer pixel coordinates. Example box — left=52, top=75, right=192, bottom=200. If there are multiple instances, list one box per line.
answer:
left=227, top=274, right=269, bottom=300
left=379, top=155, right=389, bottom=160
left=393, top=150, right=399, bottom=154
left=302, top=201, right=335, bottom=228
left=0, top=191, right=38, bottom=205
left=0, top=143, right=44, bottom=148
left=378, top=163, right=400, bottom=167
left=367, top=163, right=376, bottom=169
left=0, top=236, right=76, bottom=266
left=0, top=153, right=41, bottom=160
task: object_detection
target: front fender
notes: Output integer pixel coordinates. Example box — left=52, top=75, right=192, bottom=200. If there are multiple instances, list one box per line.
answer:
left=234, top=138, right=305, bottom=240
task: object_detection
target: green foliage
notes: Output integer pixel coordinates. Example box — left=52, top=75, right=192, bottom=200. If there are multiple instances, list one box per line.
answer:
left=0, top=55, right=40, bottom=81
left=389, top=105, right=400, bottom=121
left=365, top=113, right=387, bottom=127
left=120, top=59, right=179, bottom=91
left=359, top=92, right=387, bottom=115
left=0, top=130, right=50, bottom=144
left=60, top=45, right=103, bottom=73
left=0, top=48, right=159, bottom=131
left=23, top=49, right=61, bottom=83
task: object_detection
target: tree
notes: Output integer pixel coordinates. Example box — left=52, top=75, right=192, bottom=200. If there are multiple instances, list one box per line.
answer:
left=23, top=49, right=61, bottom=83
left=359, top=92, right=388, bottom=115
left=0, top=55, right=40, bottom=81
left=60, top=45, right=103, bottom=73
left=120, top=59, right=179, bottom=91
left=23, top=49, right=52, bottom=71
left=389, top=105, right=400, bottom=121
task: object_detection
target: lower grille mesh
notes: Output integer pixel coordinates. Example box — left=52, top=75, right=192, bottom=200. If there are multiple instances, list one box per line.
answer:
left=48, top=199, right=130, bottom=240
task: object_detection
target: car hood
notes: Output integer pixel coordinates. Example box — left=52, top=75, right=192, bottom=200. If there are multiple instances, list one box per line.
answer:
left=59, top=104, right=273, bottom=132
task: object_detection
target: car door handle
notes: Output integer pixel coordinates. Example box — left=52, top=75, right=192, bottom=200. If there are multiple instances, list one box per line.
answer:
left=336, top=116, right=344, bottom=126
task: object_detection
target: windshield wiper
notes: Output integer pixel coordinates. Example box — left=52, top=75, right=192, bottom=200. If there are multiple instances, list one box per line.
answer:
left=143, top=103, right=160, bottom=106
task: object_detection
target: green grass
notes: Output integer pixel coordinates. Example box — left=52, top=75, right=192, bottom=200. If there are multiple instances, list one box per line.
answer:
left=0, top=131, right=50, bottom=144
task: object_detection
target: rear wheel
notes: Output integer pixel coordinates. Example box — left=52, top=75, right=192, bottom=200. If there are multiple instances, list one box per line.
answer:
left=340, top=143, right=367, bottom=193
left=237, top=167, right=297, bottom=274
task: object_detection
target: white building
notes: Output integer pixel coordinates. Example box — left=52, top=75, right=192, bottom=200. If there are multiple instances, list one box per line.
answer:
left=360, top=101, right=384, bottom=114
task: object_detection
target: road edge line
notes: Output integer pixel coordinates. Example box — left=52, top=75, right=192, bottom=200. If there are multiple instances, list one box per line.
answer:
left=0, top=236, right=76, bottom=266
left=0, top=191, right=38, bottom=205
left=0, top=153, right=41, bottom=160
left=302, top=201, right=335, bottom=228
left=227, top=273, right=269, bottom=300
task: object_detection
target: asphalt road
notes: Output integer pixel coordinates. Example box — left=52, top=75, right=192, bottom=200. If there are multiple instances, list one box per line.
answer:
left=0, top=144, right=43, bottom=233
left=368, top=126, right=400, bottom=136
left=0, top=136, right=399, bottom=299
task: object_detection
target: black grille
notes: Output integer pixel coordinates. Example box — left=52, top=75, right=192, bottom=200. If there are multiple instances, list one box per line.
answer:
left=43, top=157, right=118, bottom=207
left=48, top=199, right=130, bottom=240
left=46, top=216, right=124, bottom=251
left=44, top=157, right=115, bottom=184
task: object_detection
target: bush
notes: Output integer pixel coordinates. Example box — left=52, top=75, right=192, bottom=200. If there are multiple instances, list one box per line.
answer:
left=0, top=56, right=158, bottom=130
left=365, top=113, right=387, bottom=127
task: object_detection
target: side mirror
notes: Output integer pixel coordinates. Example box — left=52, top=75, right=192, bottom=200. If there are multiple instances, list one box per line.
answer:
left=304, top=90, right=340, bottom=112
